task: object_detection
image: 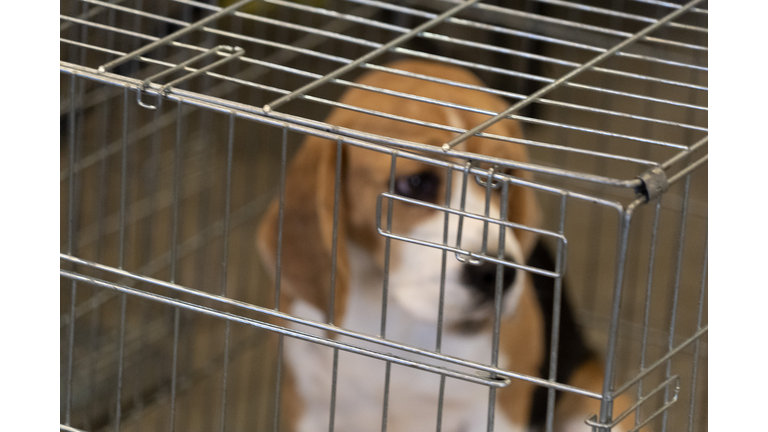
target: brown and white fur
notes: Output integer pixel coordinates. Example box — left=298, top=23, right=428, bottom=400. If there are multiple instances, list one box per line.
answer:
left=257, top=60, right=632, bottom=432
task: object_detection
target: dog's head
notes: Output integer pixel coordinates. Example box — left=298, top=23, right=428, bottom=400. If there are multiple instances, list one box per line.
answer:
left=258, top=60, right=540, bottom=330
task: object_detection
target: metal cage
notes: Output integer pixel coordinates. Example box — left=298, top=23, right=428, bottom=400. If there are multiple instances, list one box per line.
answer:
left=60, top=0, right=707, bottom=431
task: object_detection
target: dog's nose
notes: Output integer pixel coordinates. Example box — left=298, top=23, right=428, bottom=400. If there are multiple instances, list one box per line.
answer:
left=460, top=257, right=517, bottom=302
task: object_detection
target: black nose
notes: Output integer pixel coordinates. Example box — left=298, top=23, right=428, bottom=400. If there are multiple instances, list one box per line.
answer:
left=461, top=257, right=517, bottom=302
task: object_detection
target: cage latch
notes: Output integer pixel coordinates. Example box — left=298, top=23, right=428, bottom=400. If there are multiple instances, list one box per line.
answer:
left=133, top=45, right=245, bottom=110
left=636, top=166, right=668, bottom=202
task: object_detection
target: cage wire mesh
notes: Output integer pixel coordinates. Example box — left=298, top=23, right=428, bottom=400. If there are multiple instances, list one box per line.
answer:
left=60, top=0, right=707, bottom=431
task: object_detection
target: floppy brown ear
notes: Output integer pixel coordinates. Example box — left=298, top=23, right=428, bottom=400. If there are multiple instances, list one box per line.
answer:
left=257, top=135, right=349, bottom=325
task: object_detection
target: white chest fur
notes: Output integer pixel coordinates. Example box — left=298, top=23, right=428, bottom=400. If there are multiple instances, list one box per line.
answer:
left=284, top=245, right=526, bottom=432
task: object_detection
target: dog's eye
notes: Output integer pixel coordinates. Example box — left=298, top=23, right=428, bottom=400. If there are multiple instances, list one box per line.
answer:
left=394, top=171, right=440, bottom=202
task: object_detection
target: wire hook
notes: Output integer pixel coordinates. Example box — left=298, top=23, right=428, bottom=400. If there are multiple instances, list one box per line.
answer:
left=136, top=82, right=160, bottom=110
left=474, top=166, right=502, bottom=189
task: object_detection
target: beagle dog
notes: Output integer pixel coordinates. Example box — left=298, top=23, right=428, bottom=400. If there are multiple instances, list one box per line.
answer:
left=257, top=60, right=632, bottom=432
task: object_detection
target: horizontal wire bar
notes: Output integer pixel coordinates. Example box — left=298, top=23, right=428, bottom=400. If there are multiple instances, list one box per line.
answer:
left=624, top=396, right=681, bottom=432
left=59, top=268, right=510, bottom=388
left=64, top=2, right=707, bottom=113
left=60, top=1, right=386, bottom=177
left=661, top=136, right=707, bottom=170
left=97, top=0, right=254, bottom=72
left=376, top=192, right=567, bottom=277
left=418, top=32, right=707, bottom=92
left=61, top=188, right=273, bottom=328
left=181, top=0, right=707, bottom=94
left=361, top=64, right=706, bottom=131
left=442, top=0, right=707, bottom=51
left=259, top=0, right=706, bottom=91
left=79, top=0, right=376, bottom=55
left=182, top=0, right=382, bottom=48
left=59, top=21, right=300, bottom=89
left=444, top=0, right=705, bottom=150
left=592, top=375, right=680, bottom=429
left=82, top=0, right=188, bottom=26
left=395, top=48, right=707, bottom=112
left=60, top=425, right=90, bottom=432
left=352, top=0, right=709, bottom=80
left=377, top=229, right=558, bottom=277
left=264, top=0, right=483, bottom=111
left=612, top=326, right=707, bottom=397
left=59, top=61, right=654, bottom=190
left=627, top=0, right=708, bottom=14
left=62, top=32, right=688, bottom=170
left=262, top=0, right=406, bottom=33
left=60, top=0, right=128, bottom=32
left=304, top=73, right=687, bottom=151
left=531, top=0, right=706, bottom=33
left=289, top=93, right=663, bottom=166
left=506, top=114, right=688, bottom=149
left=348, top=0, right=707, bottom=71
left=666, top=154, right=707, bottom=186
left=59, top=253, right=601, bottom=398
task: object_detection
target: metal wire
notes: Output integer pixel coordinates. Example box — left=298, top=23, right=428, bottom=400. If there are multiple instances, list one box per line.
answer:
left=60, top=268, right=513, bottom=389
left=686, top=240, right=707, bottom=432
left=60, top=0, right=707, bottom=187
left=60, top=1, right=707, bottom=431
left=443, top=0, right=705, bottom=150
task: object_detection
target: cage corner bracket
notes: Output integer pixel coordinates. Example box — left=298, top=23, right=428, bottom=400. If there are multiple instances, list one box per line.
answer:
left=635, top=166, right=668, bottom=202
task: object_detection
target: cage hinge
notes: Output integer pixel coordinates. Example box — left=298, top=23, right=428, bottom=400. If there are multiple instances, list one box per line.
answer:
left=635, top=166, right=668, bottom=202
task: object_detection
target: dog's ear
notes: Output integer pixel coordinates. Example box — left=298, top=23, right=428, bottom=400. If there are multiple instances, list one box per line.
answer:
left=464, top=118, right=542, bottom=259
left=257, top=135, right=349, bottom=325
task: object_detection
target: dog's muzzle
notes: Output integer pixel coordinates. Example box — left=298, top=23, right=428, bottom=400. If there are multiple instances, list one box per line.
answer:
left=460, top=256, right=517, bottom=304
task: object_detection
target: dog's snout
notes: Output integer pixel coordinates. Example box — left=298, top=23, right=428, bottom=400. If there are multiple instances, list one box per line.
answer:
left=460, top=258, right=517, bottom=302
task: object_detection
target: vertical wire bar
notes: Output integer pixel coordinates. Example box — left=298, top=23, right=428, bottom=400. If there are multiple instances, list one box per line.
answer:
left=272, top=335, right=285, bottom=432
left=454, top=163, right=472, bottom=263
left=65, top=73, right=78, bottom=426
left=169, top=307, right=181, bottom=432
left=435, top=167, right=453, bottom=353
left=436, top=376, right=446, bottom=432
left=168, top=101, right=185, bottom=432
left=328, top=349, right=340, bottom=432
left=678, top=48, right=705, bottom=432
left=486, top=176, right=510, bottom=432
left=686, top=240, right=707, bottom=432
left=119, top=88, right=130, bottom=270
left=380, top=154, right=397, bottom=432
left=171, top=104, right=183, bottom=282
left=221, top=114, right=235, bottom=295
left=219, top=113, right=236, bottom=432
left=544, top=192, right=568, bottom=432
left=635, top=197, right=663, bottom=426
left=480, top=169, right=495, bottom=257
left=380, top=153, right=398, bottom=338
left=272, top=127, right=289, bottom=432
left=83, top=8, right=100, bottom=423
left=115, top=293, right=128, bottom=432
left=435, top=167, right=453, bottom=432
left=381, top=361, right=392, bottom=432
left=661, top=175, right=692, bottom=432
left=598, top=204, right=637, bottom=431
left=274, top=127, right=288, bottom=310
left=490, top=176, right=509, bottom=368
left=114, top=86, right=131, bottom=432
left=328, top=140, right=343, bottom=324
